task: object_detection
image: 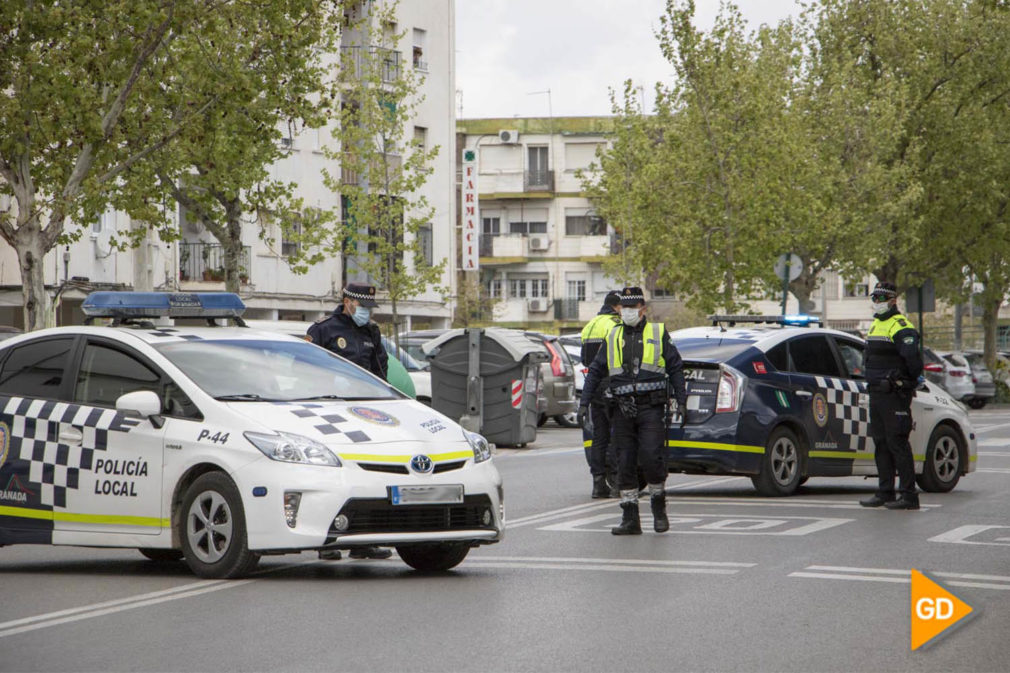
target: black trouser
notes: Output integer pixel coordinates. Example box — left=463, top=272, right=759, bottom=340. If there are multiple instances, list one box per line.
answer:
left=586, top=400, right=617, bottom=479
left=612, top=400, right=666, bottom=490
left=869, top=390, right=916, bottom=498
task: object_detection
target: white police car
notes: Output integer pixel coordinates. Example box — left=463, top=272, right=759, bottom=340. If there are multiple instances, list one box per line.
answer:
left=667, top=316, right=977, bottom=496
left=0, top=293, right=503, bottom=578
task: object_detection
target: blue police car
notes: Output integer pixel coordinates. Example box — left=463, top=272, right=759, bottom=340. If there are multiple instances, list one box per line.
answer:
left=666, top=316, right=977, bottom=496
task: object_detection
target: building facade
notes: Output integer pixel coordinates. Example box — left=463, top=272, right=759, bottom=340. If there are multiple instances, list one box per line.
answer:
left=0, top=0, right=456, bottom=332
left=457, top=117, right=616, bottom=328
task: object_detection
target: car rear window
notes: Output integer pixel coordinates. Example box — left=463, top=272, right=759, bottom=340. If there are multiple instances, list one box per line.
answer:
left=673, top=338, right=755, bottom=362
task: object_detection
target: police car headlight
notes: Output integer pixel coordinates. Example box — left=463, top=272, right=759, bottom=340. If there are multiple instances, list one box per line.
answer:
left=464, top=430, right=492, bottom=463
left=245, top=431, right=342, bottom=467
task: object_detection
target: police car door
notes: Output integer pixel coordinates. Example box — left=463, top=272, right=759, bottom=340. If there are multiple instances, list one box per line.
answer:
left=785, top=334, right=850, bottom=476
left=58, top=338, right=166, bottom=536
left=831, top=336, right=876, bottom=475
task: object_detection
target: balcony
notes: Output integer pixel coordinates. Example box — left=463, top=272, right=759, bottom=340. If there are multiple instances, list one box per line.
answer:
left=340, top=46, right=401, bottom=83
left=554, top=298, right=581, bottom=321
left=179, top=242, right=251, bottom=283
left=524, top=169, right=554, bottom=193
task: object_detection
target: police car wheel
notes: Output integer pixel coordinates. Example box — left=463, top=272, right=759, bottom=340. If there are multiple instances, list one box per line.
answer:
left=395, top=542, right=470, bottom=571
left=179, top=473, right=260, bottom=579
left=751, top=426, right=804, bottom=496
left=916, top=425, right=963, bottom=493
left=138, top=548, right=184, bottom=562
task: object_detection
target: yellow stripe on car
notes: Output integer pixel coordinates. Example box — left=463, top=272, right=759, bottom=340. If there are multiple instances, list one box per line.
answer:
left=666, top=440, right=764, bottom=454
left=0, top=505, right=169, bottom=528
left=339, top=450, right=474, bottom=464
left=809, top=450, right=875, bottom=460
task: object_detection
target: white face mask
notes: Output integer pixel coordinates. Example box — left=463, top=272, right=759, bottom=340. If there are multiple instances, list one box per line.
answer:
left=871, top=300, right=890, bottom=316
left=621, top=307, right=643, bottom=326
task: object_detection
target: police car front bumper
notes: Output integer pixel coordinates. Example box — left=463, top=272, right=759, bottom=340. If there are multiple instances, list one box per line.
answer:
left=233, top=456, right=505, bottom=551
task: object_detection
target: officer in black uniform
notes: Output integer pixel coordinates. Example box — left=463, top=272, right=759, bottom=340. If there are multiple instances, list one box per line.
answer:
left=580, top=287, right=688, bottom=535
left=860, top=281, right=924, bottom=510
left=307, top=283, right=391, bottom=559
left=579, top=290, right=622, bottom=498
left=307, top=283, right=388, bottom=381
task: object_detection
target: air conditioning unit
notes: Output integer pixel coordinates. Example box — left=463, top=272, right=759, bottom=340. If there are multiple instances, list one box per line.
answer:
left=528, top=298, right=548, bottom=312
left=528, top=235, right=550, bottom=251
left=498, top=129, right=520, bottom=144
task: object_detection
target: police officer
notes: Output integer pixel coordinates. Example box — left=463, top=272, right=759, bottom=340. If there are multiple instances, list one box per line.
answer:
left=579, top=290, right=622, bottom=499
left=860, top=281, right=924, bottom=510
left=307, top=283, right=388, bottom=381
left=307, top=283, right=392, bottom=559
left=579, top=287, right=688, bottom=535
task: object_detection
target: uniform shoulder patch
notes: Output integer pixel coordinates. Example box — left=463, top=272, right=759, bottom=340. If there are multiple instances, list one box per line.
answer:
left=903, top=336, right=915, bottom=344
left=896, top=318, right=908, bottom=327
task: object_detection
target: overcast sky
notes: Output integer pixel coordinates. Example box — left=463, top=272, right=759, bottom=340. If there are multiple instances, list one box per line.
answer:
left=456, top=0, right=802, bottom=119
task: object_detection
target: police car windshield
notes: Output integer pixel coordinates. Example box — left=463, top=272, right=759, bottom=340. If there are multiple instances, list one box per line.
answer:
left=154, top=339, right=400, bottom=401
left=673, top=338, right=756, bottom=362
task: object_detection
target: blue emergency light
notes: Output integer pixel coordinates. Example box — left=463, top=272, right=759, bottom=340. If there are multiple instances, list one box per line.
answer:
left=781, top=314, right=821, bottom=327
left=708, top=314, right=821, bottom=328
left=81, top=292, right=246, bottom=319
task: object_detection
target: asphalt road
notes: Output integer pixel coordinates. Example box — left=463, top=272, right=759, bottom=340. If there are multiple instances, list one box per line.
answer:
left=2, top=410, right=1009, bottom=672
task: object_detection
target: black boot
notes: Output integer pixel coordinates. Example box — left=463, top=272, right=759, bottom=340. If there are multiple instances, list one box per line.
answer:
left=859, top=493, right=896, bottom=508
left=611, top=502, right=642, bottom=535
left=651, top=493, right=669, bottom=533
left=591, top=476, right=608, bottom=499
left=606, top=471, right=620, bottom=498
left=884, top=494, right=920, bottom=510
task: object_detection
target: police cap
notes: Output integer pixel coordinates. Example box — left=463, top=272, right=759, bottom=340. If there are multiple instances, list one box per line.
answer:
left=603, top=290, right=621, bottom=307
left=870, top=281, right=897, bottom=302
left=343, top=283, right=379, bottom=308
left=619, top=286, right=646, bottom=306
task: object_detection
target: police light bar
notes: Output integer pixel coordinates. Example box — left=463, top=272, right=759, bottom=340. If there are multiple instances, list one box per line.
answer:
left=707, top=314, right=821, bottom=327
left=82, top=292, right=246, bottom=319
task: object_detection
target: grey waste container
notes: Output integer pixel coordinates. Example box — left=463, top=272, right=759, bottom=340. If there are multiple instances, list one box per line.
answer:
left=423, top=328, right=547, bottom=447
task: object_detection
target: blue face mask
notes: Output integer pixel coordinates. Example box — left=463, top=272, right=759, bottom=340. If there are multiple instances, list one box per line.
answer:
left=351, top=306, right=371, bottom=326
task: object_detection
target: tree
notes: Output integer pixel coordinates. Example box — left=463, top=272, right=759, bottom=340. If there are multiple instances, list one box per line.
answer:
left=154, top=0, right=341, bottom=293
left=0, top=1, right=247, bottom=330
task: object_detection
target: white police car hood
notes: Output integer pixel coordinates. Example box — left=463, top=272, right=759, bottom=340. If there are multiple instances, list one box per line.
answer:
left=224, top=399, right=467, bottom=448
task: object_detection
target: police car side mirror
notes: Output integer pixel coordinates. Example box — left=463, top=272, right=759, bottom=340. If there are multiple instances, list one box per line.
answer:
left=116, top=390, right=163, bottom=423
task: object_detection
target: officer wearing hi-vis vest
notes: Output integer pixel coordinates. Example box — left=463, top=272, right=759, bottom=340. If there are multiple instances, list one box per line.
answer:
left=579, top=287, right=687, bottom=535
left=860, top=281, right=924, bottom=510
left=579, top=290, right=622, bottom=499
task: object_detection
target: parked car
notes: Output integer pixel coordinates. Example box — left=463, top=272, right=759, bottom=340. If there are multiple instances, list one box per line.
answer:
left=242, top=320, right=416, bottom=399
left=666, top=316, right=976, bottom=496
left=922, top=346, right=975, bottom=402
left=0, top=326, right=22, bottom=342
left=958, top=351, right=997, bottom=409
left=558, top=334, right=584, bottom=395
left=525, top=332, right=578, bottom=427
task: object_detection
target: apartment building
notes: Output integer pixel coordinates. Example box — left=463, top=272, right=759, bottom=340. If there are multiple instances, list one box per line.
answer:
left=0, top=0, right=456, bottom=332
left=457, top=116, right=616, bottom=327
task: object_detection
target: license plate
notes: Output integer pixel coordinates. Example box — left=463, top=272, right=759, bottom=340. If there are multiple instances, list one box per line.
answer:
left=389, top=484, right=464, bottom=505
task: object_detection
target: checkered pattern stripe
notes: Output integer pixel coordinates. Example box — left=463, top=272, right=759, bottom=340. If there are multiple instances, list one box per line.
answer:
left=1, top=396, right=140, bottom=508
left=143, top=328, right=203, bottom=341
left=271, top=402, right=371, bottom=443
left=814, top=376, right=872, bottom=452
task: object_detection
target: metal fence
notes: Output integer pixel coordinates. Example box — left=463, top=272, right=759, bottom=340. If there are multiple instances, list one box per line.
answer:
left=339, top=46, right=401, bottom=83
left=524, top=170, right=554, bottom=192
left=179, top=242, right=251, bottom=283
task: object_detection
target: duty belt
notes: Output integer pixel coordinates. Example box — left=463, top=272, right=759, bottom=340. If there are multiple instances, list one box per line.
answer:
left=612, top=380, right=666, bottom=396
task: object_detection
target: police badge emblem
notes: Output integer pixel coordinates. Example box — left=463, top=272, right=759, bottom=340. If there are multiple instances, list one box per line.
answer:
left=337, top=337, right=347, bottom=349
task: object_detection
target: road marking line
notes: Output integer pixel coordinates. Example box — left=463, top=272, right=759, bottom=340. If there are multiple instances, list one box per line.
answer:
left=976, top=467, right=1010, bottom=473
left=929, top=524, right=1010, bottom=547
left=463, top=556, right=755, bottom=575
left=469, top=555, right=755, bottom=568
left=0, top=560, right=316, bottom=639
left=973, top=421, right=1010, bottom=433
left=790, top=565, right=1010, bottom=591
left=538, top=512, right=851, bottom=536
left=459, top=562, right=743, bottom=575
left=977, top=451, right=1010, bottom=456
left=506, top=476, right=743, bottom=529
left=661, top=497, right=941, bottom=510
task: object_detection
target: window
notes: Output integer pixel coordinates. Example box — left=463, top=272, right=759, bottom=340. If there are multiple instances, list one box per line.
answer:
left=788, top=336, right=842, bottom=377
left=844, top=281, right=870, bottom=298
left=413, top=126, right=427, bottom=151
left=508, top=279, right=527, bottom=298
left=412, top=28, right=427, bottom=70
left=281, top=216, right=302, bottom=257
left=834, top=339, right=865, bottom=379
left=486, top=279, right=502, bottom=298
left=509, top=221, right=547, bottom=234
left=565, top=209, right=606, bottom=236
left=482, top=216, right=501, bottom=236
left=75, top=344, right=161, bottom=407
left=0, top=338, right=74, bottom=399
left=567, top=280, right=586, bottom=302
left=766, top=343, right=790, bottom=372
left=417, top=224, right=433, bottom=267
left=530, top=279, right=549, bottom=298
left=508, top=278, right=548, bottom=299
left=528, top=146, right=549, bottom=173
